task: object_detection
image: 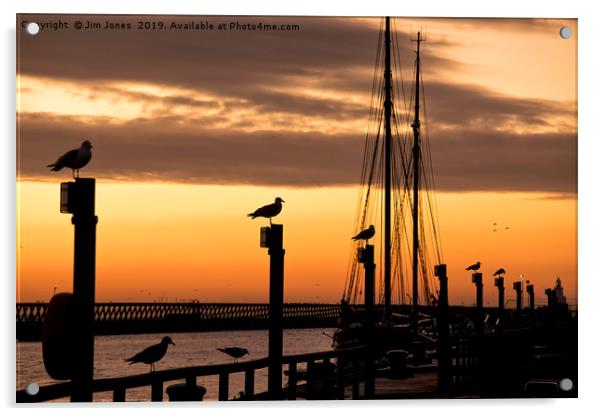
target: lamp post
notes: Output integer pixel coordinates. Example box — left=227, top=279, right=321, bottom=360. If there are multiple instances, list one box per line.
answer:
left=261, top=225, right=285, bottom=400
left=60, top=178, right=97, bottom=402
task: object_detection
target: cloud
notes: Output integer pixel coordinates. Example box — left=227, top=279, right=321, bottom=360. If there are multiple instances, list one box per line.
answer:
left=16, top=15, right=577, bottom=193
left=18, top=111, right=576, bottom=193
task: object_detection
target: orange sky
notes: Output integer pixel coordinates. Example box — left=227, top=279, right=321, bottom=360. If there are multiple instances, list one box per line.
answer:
left=16, top=16, right=577, bottom=306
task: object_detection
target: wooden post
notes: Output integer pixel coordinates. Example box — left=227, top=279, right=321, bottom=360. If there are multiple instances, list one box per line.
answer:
left=336, top=357, right=345, bottom=399
left=472, top=273, right=483, bottom=334
left=113, top=386, right=126, bottom=402
left=526, top=283, right=535, bottom=313
left=361, top=245, right=375, bottom=328
left=435, top=264, right=450, bottom=393
left=151, top=379, right=163, bottom=402
left=494, top=277, right=505, bottom=312
left=513, top=281, right=522, bottom=325
left=268, top=224, right=285, bottom=399
left=359, top=244, right=375, bottom=398
left=287, top=363, right=297, bottom=400
left=218, top=372, right=229, bottom=401
left=244, top=369, right=255, bottom=400
left=64, top=178, right=97, bottom=402
left=545, top=288, right=557, bottom=309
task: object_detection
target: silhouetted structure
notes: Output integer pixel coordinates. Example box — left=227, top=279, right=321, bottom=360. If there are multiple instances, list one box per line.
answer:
left=125, top=336, right=175, bottom=372
left=358, top=243, right=376, bottom=397
left=260, top=224, right=285, bottom=399
left=46, top=177, right=97, bottom=401
left=435, top=264, right=450, bottom=393
left=472, top=272, right=483, bottom=334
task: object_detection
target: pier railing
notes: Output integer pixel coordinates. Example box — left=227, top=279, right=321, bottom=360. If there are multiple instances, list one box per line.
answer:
left=16, top=346, right=368, bottom=402
left=17, top=302, right=343, bottom=340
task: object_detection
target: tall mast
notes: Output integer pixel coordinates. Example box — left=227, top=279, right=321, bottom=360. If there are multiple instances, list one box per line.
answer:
left=411, top=32, right=422, bottom=333
left=383, top=17, right=392, bottom=321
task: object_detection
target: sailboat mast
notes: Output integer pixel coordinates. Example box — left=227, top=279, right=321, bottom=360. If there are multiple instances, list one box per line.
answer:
left=411, top=32, right=422, bottom=333
left=383, top=17, right=392, bottom=321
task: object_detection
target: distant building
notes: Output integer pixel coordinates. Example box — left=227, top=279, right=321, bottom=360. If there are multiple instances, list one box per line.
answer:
left=554, top=277, right=567, bottom=305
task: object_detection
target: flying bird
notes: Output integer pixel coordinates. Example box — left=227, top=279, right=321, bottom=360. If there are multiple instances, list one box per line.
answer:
left=352, top=225, right=375, bottom=241
left=47, top=140, right=93, bottom=178
left=247, top=197, right=285, bottom=224
left=125, top=336, right=175, bottom=372
left=465, top=261, right=481, bottom=271
left=493, top=268, right=506, bottom=277
left=217, top=347, right=249, bottom=363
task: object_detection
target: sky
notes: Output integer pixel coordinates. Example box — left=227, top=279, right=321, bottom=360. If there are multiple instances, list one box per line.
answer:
left=16, top=15, right=577, bottom=306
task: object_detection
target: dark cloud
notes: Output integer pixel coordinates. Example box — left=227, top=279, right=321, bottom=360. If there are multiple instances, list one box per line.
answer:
left=16, top=15, right=576, bottom=193
left=18, top=112, right=576, bottom=193
left=17, top=15, right=455, bottom=98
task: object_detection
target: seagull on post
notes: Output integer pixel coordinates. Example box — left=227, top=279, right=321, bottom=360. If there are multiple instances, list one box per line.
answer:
left=47, top=140, right=93, bottom=178
left=493, top=268, right=506, bottom=277
left=217, top=347, right=249, bottom=363
left=125, top=336, right=175, bottom=372
left=247, top=197, right=284, bottom=225
left=465, top=261, right=481, bottom=271
left=352, top=225, right=375, bottom=242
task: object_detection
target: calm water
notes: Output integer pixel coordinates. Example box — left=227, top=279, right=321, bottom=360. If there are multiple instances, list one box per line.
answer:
left=16, top=328, right=335, bottom=401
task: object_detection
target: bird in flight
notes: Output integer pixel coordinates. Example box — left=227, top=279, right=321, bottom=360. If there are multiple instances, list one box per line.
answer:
left=217, top=347, right=249, bottom=363
left=47, top=140, right=93, bottom=178
left=352, top=225, right=375, bottom=241
left=465, top=261, right=481, bottom=271
left=493, top=268, right=506, bottom=277
left=125, top=336, right=175, bottom=372
left=247, top=197, right=285, bottom=225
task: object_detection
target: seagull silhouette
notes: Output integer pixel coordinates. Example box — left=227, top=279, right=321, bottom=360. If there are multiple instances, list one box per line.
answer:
left=47, top=140, right=93, bottom=178
left=493, top=268, right=506, bottom=277
left=247, top=197, right=284, bottom=225
left=217, top=347, right=249, bottom=363
left=465, top=261, right=481, bottom=271
left=125, top=336, right=175, bottom=372
left=352, top=225, right=375, bottom=241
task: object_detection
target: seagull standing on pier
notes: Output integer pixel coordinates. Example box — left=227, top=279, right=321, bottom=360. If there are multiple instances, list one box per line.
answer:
left=125, top=336, right=175, bottom=372
left=465, top=261, right=481, bottom=271
left=247, top=197, right=284, bottom=225
left=352, top=225, right=375, bottom=242
left=47, top=140, right=93, bottom=178
left=217, top=347, right=249, bottom=363
left=493, top=268, right=506, bottom=277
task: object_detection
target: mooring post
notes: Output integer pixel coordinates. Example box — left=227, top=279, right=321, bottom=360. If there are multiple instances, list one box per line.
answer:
left=61, top=178, right=97, bottom=402
left=526, top=283, right=535, bottom=314
left=262, top=224, right=285, bottom=400
left=545, top=287, right=557, bottom=309
left=472, top=273, right=483, bottom=334
left=360, top=245, right=375, bottom=328
left=494, top=277, right=505, bottom=312
left=358, top=244, right=375, bottom=397
left=513, top=281, right=522, bottom=325
left=435, top=264, right=450, bottom=393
